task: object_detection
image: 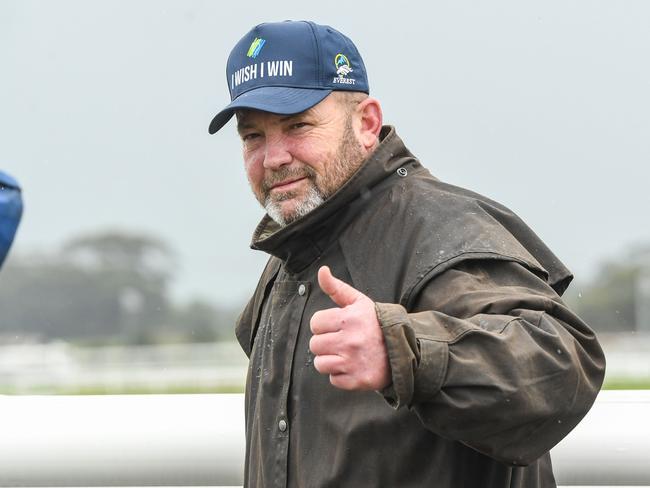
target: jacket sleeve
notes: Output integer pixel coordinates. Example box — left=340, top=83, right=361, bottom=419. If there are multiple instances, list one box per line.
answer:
left=375, top=258, right=606, bottom=466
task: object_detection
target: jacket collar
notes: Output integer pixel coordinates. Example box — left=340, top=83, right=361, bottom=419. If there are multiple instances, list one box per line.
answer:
left=250, top=126, right=417, bottom=274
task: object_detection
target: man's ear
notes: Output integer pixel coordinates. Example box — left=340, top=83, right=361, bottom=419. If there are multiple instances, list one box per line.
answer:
left=356, top=97, right=383, bottom=151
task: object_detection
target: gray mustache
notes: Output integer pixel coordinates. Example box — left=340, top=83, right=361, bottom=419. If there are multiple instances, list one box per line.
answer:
left=262, top=167, right=317, bottom=193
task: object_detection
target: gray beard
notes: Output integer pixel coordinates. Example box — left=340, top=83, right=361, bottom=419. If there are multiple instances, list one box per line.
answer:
left=260, top=116, right=365, bottom=227
left=265, top=184, right=325, bottom=227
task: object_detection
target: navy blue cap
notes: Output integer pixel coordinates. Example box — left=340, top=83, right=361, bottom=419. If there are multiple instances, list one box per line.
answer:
left=208, top=20, right=369, bottom=134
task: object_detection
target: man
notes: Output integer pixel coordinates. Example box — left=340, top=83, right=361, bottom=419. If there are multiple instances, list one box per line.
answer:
left=208, top=20, right=605, bottom=488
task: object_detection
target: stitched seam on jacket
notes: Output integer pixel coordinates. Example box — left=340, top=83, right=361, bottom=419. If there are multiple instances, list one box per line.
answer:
left=403, top=252, right=549, bottom=308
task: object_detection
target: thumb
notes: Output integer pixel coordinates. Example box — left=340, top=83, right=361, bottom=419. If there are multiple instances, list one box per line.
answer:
left=318, top=266, right=363, bottom=308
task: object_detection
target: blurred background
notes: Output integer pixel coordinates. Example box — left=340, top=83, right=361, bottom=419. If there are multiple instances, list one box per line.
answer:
left=1, top=0, right=649, bottom=394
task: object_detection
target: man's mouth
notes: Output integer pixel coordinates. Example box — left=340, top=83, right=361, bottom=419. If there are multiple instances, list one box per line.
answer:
left=270, top=177, right=307, bottom=192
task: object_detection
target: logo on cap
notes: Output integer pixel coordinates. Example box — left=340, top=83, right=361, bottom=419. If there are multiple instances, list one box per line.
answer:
left=333, top=53, right=356, bottom=85
left=334, top=54, right=353, bottom=77
left=247, top=37, right=266, bottom=59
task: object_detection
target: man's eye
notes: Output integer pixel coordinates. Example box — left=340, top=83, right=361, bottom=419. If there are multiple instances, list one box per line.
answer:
left=290, top=122, right=309, bottom=130
left=242, top=133, right=260, bottom=142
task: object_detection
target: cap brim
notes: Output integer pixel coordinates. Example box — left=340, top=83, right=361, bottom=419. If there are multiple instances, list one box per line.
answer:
left=208, top=86, right=332, bottom=134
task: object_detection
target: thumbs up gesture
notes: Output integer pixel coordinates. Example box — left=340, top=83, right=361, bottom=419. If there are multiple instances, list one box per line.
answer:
left=309, top=266, right=391, bottom=391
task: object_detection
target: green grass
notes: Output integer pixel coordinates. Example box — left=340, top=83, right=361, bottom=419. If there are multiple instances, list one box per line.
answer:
left=602, top=378, right=650, bottom=390
left=2, top=380, right=649, bottom=395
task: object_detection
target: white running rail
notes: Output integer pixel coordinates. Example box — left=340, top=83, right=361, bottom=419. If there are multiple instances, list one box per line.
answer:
left=0, top=390, right=647, bottom=487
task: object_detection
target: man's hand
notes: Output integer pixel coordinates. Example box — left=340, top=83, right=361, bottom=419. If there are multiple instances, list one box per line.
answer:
left=309, top=266, right=391, bottom=391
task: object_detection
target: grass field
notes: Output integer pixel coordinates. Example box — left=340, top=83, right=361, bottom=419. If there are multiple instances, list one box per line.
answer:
left=601, top=377, right=650, bottom=390
left=2, top=378, right=648, bottom=395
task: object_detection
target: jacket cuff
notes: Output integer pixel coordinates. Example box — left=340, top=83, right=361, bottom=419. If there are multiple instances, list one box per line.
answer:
left=412, top=336, right=448, bottom=405
left=375, top=302, right=448, bottom=409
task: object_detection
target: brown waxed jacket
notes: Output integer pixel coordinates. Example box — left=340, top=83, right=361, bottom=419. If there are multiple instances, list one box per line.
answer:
left=236, top=126, right=606, bottom=488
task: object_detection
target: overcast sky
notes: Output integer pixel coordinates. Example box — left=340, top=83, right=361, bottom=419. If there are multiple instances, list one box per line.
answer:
left=2, top=0, right=649, bottom=306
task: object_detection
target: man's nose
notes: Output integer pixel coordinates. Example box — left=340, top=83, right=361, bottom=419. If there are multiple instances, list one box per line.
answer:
left=263, top=136, right=292, bottom=170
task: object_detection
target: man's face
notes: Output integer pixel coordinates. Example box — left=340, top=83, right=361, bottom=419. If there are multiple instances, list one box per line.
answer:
left=236, top=93, right=366, bottom=226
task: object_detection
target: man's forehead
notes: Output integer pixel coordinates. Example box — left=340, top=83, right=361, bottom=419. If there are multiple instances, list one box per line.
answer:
left=235, top=106, right=314, bottom=130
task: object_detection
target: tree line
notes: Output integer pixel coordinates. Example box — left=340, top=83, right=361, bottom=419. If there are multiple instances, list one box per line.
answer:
left=563, top=244, right=650, bottom=333
left=0, top=231, right=241, bottom=345
left=0, top=230, right=647, bottom=344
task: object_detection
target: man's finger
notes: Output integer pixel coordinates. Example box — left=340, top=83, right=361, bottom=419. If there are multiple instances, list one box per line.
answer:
left=313, top=355, right=346, bottom=375
left=310, top=308, right=344, bottom=334
left=329, top=373, right=357, bottom=390
left=318, top=266, right=363, bottom=308
left=309, top=331, right=342, bottom=356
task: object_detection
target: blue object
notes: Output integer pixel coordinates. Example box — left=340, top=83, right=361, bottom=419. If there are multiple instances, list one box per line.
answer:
left=209, top=20, right=370, bottom=134
left=0, top=171, right=23, bottom=267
